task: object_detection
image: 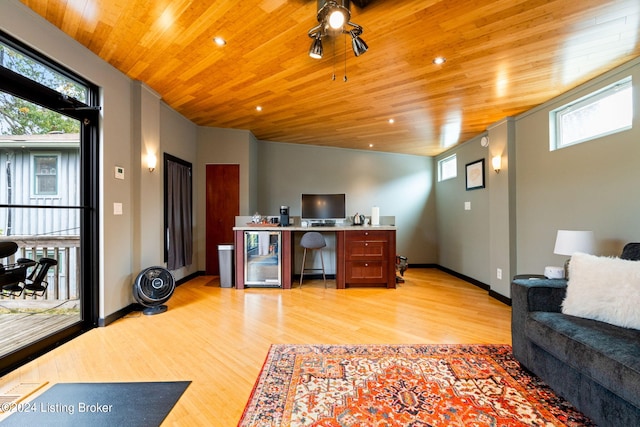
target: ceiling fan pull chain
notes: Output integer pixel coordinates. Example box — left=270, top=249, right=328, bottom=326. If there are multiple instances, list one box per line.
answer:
left=343, top=34, right=348, bottom=82
left=332, top=37, right=337, bottom=80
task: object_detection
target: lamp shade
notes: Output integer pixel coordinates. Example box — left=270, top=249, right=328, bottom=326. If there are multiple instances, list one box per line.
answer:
left=309, top=35, right=323, bottom=59
left=491, top=155, right=501, bottom=172
left=554, top=230, right=595, bottom=256
left=351, top=34, right=368, bottom=56
left=146, top=153, right=157, bottom=172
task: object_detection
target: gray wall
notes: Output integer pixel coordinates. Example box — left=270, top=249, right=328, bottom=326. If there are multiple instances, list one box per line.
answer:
left=436, top=57, right=640, bottom=298
left=435, top=136, right=492, bottom=285
left=255, top=141, right=437, bottom=265
left=516, top=58, right=640, bottom=272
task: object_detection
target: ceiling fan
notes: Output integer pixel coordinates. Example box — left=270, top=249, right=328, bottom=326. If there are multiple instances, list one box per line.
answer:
left=307, top=0, right=372, bottom=60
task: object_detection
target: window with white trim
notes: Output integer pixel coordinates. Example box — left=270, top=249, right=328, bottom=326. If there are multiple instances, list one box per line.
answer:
left=438, top=154, right=457, bottom=181
left=550, top=77, right=632, bottom=150
left=32, top=153, right=60, bottom=196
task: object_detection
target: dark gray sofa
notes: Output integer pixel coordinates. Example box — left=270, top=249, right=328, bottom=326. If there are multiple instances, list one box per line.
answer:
left=511, top=244, right=640, bottom=427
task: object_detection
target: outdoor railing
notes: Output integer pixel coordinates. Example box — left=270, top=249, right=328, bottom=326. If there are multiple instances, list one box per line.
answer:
left=0, top=236, right=80, bottom=301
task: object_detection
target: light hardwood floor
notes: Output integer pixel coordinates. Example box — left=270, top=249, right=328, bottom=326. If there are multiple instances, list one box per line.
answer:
left=0, top=268, right=512, bottom=426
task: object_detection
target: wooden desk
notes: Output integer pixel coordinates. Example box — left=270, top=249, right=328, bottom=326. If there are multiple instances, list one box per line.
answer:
left=233, top=226, right=396, bottom=289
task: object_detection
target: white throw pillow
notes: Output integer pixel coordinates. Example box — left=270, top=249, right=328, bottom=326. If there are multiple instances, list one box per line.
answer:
left=562, top=252, right=640, bottom=330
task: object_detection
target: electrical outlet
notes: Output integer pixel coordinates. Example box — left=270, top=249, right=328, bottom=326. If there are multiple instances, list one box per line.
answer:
left=497, top=268, right=502, bottom=280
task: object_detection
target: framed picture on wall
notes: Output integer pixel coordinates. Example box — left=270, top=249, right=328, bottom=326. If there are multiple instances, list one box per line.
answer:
left=465, top=159, right=485, bottom=190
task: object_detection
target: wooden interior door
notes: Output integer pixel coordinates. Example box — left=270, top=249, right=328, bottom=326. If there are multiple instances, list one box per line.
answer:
left=206, top=164, right=240, bottom=275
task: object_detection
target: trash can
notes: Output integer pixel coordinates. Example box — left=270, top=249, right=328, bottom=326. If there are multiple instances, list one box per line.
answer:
left=218, top=244, right=234, bottom=288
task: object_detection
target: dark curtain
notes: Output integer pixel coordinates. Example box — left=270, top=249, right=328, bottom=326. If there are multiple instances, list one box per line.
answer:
left=166, top=159, right=192, bottom=270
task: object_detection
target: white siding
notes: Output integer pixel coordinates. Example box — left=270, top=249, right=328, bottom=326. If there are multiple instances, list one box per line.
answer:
left=0, top=147, right=80, bottom=236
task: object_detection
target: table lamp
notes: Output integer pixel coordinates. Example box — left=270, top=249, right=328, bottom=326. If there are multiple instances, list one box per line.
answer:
left=554, top=230, right=595, bottom=279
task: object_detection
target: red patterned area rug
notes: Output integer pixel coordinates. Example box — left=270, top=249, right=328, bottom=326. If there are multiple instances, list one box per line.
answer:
left=238, top=344, right=594, bottom=427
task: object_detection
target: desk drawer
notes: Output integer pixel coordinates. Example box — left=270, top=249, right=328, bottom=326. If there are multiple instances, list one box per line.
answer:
left=345, top=240, right=386, bottom=260
left=345, top=261, right=387, bottom=283
left=345, top=230, right=389, bottom=243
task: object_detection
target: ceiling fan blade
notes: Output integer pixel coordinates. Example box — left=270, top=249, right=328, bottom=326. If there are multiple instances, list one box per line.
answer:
left=352, top=0, right=373, bottom=8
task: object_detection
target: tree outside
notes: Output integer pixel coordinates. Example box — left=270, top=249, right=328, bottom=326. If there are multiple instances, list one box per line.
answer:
left=1, top=43, right=84, bottom=135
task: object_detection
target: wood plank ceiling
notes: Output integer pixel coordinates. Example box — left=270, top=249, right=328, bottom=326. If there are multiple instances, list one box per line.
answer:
left=18, top=0, right=640, bottom=156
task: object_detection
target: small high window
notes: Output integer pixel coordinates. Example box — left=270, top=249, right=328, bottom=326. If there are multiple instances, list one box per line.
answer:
left=550, top=77, right=632, bottom=150
left=438, top=154, right=457, bottom=181
left=32, top=153, right=59, bottom=196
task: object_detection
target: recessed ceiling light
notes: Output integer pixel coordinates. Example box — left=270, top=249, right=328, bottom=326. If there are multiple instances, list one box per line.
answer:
left=213, top=37, right=227, bottom=46
left=369, top=143, right=374, bottom=148
left=256, top=106, right=262, bottom=112
left=388, top=118, right=395, bottom=124
left=433, top=57, right=446, bottom=65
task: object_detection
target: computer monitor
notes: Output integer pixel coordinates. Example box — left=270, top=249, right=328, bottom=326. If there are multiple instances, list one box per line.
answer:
left=301, top=193, right=346, bottom=222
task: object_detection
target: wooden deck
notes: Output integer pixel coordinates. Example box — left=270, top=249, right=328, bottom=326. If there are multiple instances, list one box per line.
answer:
left=0, top=306, right=80, bottom=358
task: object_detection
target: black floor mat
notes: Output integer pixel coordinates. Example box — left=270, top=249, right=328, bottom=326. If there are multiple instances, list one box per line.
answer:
left=1, top=381, right=190, bottom=426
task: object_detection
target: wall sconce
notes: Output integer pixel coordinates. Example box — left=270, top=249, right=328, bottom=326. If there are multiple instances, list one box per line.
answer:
left=146, top=153, right=157, bottom=172
left=492, top=155, right=502, bottom=173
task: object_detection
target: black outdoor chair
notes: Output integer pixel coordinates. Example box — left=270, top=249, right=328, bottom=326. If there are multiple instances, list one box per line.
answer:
left=22, top=257, right=58, bottom=297
left=0, top=242, right=56, bottom=298
left=0, top=242, right=37, bottom=297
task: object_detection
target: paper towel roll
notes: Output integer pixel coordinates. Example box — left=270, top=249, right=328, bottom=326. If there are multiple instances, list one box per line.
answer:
left=371, top=206, right=380, bottom=226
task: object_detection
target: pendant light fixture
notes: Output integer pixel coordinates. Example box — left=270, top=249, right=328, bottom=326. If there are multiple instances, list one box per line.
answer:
left=307, top=0, right=368, bottom=60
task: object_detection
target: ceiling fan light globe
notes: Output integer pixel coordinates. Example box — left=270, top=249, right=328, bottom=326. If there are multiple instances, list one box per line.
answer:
left=328, top=10, right=346, bottom=29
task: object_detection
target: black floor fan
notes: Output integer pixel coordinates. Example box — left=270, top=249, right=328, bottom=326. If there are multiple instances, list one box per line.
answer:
left=133, top=266, right=176, bottom=315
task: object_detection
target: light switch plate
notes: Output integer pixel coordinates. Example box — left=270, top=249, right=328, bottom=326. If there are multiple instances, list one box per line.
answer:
left=464, top=201, right=471, bottom=210
left=113, top=202, right=123, bottom=215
